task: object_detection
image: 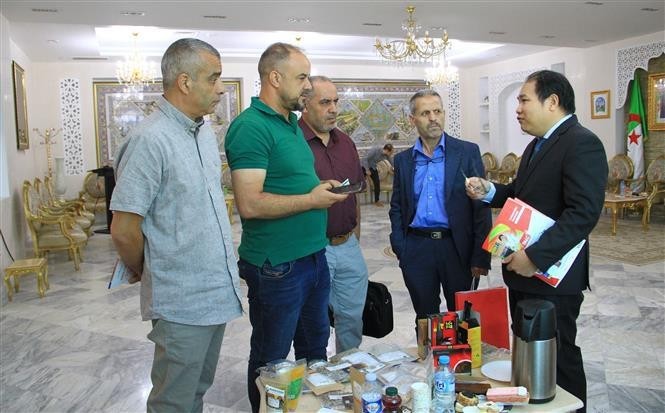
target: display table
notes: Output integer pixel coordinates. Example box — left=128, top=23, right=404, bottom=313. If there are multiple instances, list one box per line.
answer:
left=603, top=193, right=648, bottom=235
left=257, top=367, right=583, bottom=412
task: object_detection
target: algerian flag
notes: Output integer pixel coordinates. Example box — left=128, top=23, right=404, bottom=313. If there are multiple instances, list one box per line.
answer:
left=626, top=75, right=648, bottom=192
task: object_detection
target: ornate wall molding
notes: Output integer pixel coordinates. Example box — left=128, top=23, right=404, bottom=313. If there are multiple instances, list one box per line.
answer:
left=446, top=80, right=462, bottom=138
left=488, top=68, right=545, bottom=142
left=59, top=78, right=84, bottom=175
left=616, top=41, right=665, bottom=109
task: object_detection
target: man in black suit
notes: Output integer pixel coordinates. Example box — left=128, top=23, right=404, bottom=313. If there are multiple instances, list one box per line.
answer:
left=389, top=89, right=491, bottom=331
left=466, top=70, right=608, bottom=412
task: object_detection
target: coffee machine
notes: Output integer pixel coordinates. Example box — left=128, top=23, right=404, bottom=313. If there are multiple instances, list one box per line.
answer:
left=511, top=299, right=557, bottom=403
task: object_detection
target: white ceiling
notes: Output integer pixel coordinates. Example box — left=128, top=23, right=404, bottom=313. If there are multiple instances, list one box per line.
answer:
left=2, top=0, right=664, bottom=67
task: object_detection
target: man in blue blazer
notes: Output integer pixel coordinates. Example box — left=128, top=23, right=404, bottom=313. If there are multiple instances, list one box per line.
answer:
left=389, top=89, right=492, bottom=332
left=466, top=70, right=608, bottom=412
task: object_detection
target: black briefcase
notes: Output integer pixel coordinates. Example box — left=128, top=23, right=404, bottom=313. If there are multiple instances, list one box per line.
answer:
left=329, top=281, right=394, bottom=339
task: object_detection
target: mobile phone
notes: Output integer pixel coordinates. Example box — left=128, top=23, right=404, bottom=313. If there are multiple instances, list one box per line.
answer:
left=329, top=182, right=363, bottom=194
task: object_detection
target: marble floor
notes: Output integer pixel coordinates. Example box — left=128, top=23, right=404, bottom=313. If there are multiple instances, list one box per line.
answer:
left=1, top=202, right=664, bottom=413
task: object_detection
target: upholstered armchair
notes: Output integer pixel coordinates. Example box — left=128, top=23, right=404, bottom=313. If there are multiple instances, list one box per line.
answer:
left=44, top=176, right=96, bottom=226
left=488, top=152, right=519, bottom=184
left=22, top=181, right=88, bottom=271
left=481, top=152, right=499, bottom=179
left=221, top=162, right=235, bottom=222
left=643, top=155, right=665, bottom=223
left=78, top=172, right=106, bottom=214
left=607, top=154, right=634, bottom=194
left=366, top=159, right=394, bottom=203
left=34, top=178, right=93, bottom=236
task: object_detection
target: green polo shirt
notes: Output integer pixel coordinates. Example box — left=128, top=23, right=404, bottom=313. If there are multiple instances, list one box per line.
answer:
left=225, top=97, right=327, bottom=266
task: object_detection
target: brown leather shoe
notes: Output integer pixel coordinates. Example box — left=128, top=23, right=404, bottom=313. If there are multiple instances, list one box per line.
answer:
left=374, top=201, right=384, bottom=207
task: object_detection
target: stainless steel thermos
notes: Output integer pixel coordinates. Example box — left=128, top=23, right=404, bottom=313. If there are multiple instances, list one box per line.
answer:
left=511, top=299, right=557, bottom=403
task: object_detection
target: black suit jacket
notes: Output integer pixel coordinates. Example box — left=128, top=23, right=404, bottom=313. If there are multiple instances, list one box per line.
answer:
left=491, top=115, right=608, bottom=295
left=389, top=133, right=492, bottom=270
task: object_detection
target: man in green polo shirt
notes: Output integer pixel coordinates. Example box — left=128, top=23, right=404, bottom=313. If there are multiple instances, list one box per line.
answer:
left=225, top=42, right=348, bottom=413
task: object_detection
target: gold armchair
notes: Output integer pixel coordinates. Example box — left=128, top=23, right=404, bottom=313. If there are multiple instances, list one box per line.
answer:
left=488, top=152, right=519, bottom=184
left=607, top=154, right=634, bottom=194
left=43, top=176, right=96, bottom=226
left=643, top=155, right=665, bottom=223
left=22, top=181, right=88, bottom=270
left=221, top=162, right=235, bottom=223
left=78, top=172, right=106, bottom=214
left=34, top=178, right=93, bottom=236
left=366, top=159, right=394, bottom=203
left=481, top=152, right=498, bottom=179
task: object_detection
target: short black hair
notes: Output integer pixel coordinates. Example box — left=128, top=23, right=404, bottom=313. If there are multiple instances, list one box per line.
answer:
left=383, top=143, right=394, bottom=151
left=525, top=70, right=575, bottom=114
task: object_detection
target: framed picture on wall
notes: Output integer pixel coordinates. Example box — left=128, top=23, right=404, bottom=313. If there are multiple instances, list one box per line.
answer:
left=590, top=90, right=610, bottom=119
left=647, top=72, right=665, bottom=131
left=11, top=61, right=29, bottom=150
left=93, top=79, right=242, bottom=166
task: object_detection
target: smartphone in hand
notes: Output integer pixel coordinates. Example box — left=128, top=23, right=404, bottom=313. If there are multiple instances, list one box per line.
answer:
left=329, top=182, right=363, bottom=194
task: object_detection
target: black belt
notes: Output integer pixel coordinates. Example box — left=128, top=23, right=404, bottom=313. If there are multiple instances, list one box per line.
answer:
left=408, top=227, right=451, bottom=239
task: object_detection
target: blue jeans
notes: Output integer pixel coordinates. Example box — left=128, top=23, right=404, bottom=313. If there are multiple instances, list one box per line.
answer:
left=325, top=234, right=368, bottom=353
left=239, top=249, right=331, bottom=413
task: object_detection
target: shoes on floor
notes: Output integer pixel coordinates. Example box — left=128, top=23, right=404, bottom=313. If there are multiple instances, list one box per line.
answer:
left=374, top=201, right=385, bottom=207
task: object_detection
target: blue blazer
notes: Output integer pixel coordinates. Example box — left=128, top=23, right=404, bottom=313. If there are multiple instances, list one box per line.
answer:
left=389, top=133, right=492, bottom=270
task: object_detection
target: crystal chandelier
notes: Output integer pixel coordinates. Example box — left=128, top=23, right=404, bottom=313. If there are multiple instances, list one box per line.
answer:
left=425, top=54, right=459, bottom=87
left=116, top=32, right=158, bottom=94
left=374, top=5, right=451, bottom=63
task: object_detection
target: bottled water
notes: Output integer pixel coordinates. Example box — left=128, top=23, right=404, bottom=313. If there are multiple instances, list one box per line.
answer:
left=361, top=372, right=383, bottom=413
left=432, top=355, right=455, bottom=413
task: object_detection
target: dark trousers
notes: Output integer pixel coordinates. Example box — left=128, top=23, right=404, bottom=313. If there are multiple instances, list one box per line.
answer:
left=508, top=289, right=586, bottom=413
left=399, top=232, right=476, bottom=330
left=369, top=167, right=381, bottom=202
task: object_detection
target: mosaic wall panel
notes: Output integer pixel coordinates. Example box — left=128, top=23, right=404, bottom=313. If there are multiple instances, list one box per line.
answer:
left=93, top=79, right=241, bottom=166
left=333, top=79, right=428, bottom=151
left=59, top=78, right=85, bottom=175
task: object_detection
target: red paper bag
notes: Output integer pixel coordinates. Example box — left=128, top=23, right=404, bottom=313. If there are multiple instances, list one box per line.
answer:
left=455, top=287, right=510, bottom=349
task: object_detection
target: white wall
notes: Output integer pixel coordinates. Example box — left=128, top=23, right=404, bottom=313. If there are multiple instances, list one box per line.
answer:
left=459, top=31, right=665, bottom=159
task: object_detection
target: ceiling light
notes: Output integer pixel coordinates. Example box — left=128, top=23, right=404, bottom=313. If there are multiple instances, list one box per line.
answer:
left=72, top=57, right=109, bottom=61
left=489, top=31, right=506, bottom=35
left=31, top=8, right=58, bottom=13
left=540, top=35, right=555, bottom=39
left=203, top=15, right=227, bottom=19
left=374, top=5, right=451, bottom=63
left=47, top=39, right=59, bottom=44
left=362, top=22, right=382, bottom=27
left=120, top=11, right=146, bottom=16
left=116, top=32, right=158, bottom=95
left=288, top=17, right=310, bottom=23
left=424, top=50, right=458, bottom=88
left=641, top=7, right=659, bottom=12
left=584, top=1, right=603, bottom=5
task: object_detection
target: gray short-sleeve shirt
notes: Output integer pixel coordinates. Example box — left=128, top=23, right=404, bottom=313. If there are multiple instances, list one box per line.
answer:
left=111, top=96, right=242, bottom=326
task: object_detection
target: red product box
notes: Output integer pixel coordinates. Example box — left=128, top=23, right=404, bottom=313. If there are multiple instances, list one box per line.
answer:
left=428, top=312, right=458, bottom=346
left=432, top=343, right=472, bottom=375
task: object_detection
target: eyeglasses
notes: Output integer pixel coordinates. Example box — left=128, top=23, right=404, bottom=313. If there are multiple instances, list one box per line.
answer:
left=414, top=155, right=444, bottom=166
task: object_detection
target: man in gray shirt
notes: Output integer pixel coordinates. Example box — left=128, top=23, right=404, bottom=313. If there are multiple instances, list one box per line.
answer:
left=110, top=38, right=242, bottom=413
left=364, top=143, right=394, bottom=206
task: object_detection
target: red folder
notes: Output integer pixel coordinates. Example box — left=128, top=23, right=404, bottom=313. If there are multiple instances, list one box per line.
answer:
left=455, top=287, right=510, bottom=349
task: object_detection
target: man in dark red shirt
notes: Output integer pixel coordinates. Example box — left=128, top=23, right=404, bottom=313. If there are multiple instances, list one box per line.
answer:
left=299, top=76, right=369, bottom=353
